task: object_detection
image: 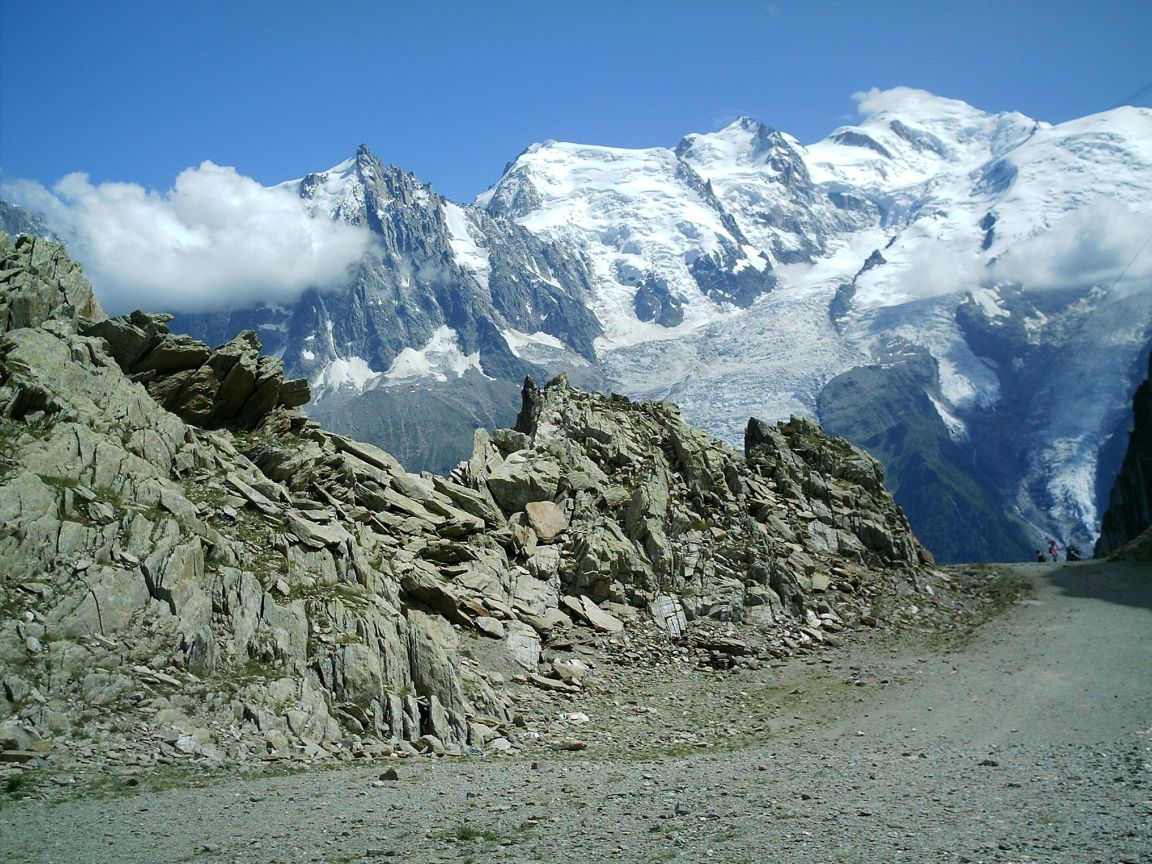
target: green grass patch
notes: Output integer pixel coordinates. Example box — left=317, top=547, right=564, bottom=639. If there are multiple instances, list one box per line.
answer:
left=453, top=823, right=502, bottom=843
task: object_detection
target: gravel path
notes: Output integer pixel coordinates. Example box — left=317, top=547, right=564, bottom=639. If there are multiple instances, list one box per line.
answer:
left=4, top=561, right=1150, bottom=864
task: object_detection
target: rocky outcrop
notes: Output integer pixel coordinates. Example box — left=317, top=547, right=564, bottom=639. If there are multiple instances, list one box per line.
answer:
left=455, top=374, right=931, bottom=627
left=1096, top=352, right=1152, bottom=560
left=0, top=233, right=515, bottom=767
left=1, top=233, right=105, bottom=333
left=83, top=312, right=310, bottom=431
left=0, top=233, right=942, bottom=773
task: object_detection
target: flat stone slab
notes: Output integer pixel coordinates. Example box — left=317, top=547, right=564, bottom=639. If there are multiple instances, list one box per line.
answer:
left=580, top=596, right=624, bottom=633
left=475, top=616, right=506, bottom=639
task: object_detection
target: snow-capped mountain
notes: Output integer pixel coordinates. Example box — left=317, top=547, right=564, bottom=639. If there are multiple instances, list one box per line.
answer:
left=282, top=145, right=602, bottom=390
left=179, top=144, right=601, bottom=388
left=16, top=88, right=1147, bottom=561
left=170, top=145, right=606, bottom=470
left=477, top=89, right=1152, bottom=560
left=478, top=138, right=777, bottom=348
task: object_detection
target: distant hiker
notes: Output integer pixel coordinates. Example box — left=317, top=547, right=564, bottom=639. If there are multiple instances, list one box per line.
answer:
left=1066, top=544, right=1081, bottom=562
left=1035, top=549, right=1045, bottom=563
left=1048, top=539, right=1059, bottom=562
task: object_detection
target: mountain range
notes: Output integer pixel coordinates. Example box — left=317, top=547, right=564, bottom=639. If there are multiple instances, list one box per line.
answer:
left=5, top=88, right=1151, bottom=563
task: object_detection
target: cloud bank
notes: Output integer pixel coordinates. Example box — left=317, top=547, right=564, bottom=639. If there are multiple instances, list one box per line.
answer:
left=992, top=200, right=1152, bottom=292
left=3, top=162, right=371, bottom=313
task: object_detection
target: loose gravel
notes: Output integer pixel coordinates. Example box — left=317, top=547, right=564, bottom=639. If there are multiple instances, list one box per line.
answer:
left=3, top=561, right=1149, bottom=864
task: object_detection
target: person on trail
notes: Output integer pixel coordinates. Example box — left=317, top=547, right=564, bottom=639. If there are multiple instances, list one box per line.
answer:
left=1048, top=539, right=1059, bottom=562
left=1035, top=549, right=1046, bottom=562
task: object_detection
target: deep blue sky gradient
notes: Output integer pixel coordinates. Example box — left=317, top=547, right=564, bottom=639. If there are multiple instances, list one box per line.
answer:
left=2, top=0, right=1150, bottom=202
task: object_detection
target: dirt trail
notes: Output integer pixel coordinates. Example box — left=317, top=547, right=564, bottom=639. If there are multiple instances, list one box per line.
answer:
left=3, top=561, right=1150, bottom=864
left=819, top=561, right=1152, bottom=746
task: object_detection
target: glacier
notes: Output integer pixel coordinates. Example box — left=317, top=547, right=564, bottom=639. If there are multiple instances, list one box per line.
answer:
left=477, top=88, right=1152, bottom=558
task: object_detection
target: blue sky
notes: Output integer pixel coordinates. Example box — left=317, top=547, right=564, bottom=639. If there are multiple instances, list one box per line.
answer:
left=2, top=0, right=1150, bottom=202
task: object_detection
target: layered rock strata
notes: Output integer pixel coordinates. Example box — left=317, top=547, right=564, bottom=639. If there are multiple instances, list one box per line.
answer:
left=84, top=311, right=310, bottom=430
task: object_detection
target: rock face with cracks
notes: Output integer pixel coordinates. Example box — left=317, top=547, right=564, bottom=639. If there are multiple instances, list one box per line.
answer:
left=0, top=231, right=936, bottom=771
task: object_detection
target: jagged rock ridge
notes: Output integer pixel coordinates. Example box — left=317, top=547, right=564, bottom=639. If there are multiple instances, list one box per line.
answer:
left=1, top=233, right=940, bottom=770
left=172, top=145, right=607, bottom=472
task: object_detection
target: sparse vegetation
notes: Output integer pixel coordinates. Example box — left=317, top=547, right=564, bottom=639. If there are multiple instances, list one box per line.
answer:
left=452, top=822, right=501, bottom=843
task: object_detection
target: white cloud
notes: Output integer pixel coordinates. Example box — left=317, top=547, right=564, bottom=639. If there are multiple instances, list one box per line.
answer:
left=3, top=162, right=372, bottom=313
left=852, top=86, right=975, bottom=121
left=867, top=237, right=986, bottom=305
left=900, top=240, right=986, bottom=298
left=992, top=200, right=1152, bottom=292
left=853, top=86, right=928, bottom=116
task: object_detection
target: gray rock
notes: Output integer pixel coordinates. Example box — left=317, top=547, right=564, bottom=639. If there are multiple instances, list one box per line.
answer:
left=0, top=236, right=935, bottom=775
left=524, top=500, right=569, bottom=542
left=0, top=233, right=106, bottom=332
left=475, top=616, right=506, bottom=639
left=649, top=594, right=688, bottom=637
left=504, top=620, right=542, bottom=671
left=486, top=451, right=562, bottom=513
left=579, top=596, right=625, bottom=633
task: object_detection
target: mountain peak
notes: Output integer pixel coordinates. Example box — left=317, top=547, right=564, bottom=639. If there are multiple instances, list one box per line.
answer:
left=675, top=116, right=799, bottom=173
left=731, top=115, right=768, bottom=133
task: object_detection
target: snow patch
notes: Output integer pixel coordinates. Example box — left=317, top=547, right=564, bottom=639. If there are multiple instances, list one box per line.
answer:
left=383, top=326, right=485, bottom=383
left=443, top=202, right=491, bottom=287
left=969, top=287, right=1010, bottom=319
left=502, top=328, right=565, bottom=356
left=286, top=156, right=366, bottom=222
left=928, top=393, right=968, bottom=441
left=311, top=355, right=381, bottom=394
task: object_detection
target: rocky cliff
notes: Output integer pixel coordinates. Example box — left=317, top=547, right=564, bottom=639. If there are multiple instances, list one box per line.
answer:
left=1095, top=351, right=1152, bottom=560
left=1, top=232, right=943, bottom=773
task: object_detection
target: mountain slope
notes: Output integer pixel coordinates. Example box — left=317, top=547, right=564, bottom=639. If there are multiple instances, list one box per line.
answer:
left=0, top=200, right=60, bottom=242
left=1096, top=349, right=1152, bottom=558
left=477, top=138, right=777, bottom=347
left=171, top=146, right=607, bottom=462
left=10, top=90, right=1150, bottom=563
left=478, top=90, right=1151, bottom=560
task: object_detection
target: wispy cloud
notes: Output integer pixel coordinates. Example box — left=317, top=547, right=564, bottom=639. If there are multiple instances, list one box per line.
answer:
left=851, top=86, right=968, bottom=119
left=3, top=163, right=371, bottom=314
left=709, top=108, right=747, bottom=131
left=900, top=240, right=987, bottom=298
